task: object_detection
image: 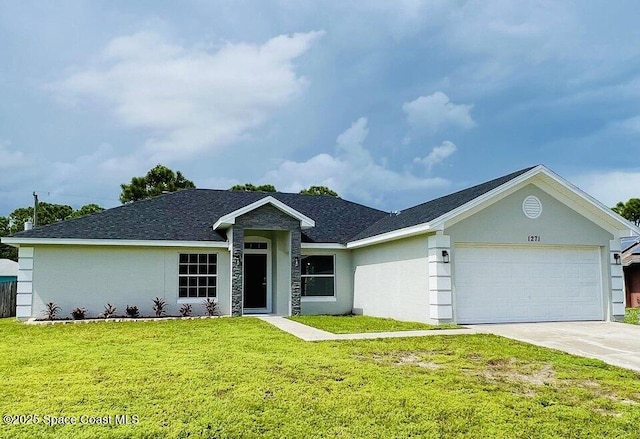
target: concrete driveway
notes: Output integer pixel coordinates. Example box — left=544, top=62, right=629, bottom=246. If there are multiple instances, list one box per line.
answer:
left=473, top=321, right=640, bottom=373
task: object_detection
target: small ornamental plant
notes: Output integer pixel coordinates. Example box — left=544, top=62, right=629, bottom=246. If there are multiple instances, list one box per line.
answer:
left=179, top=303, right=192, bottom=317
left=43, top=302, right=61, bottom=321
left=125, top=305, right=140, bottom=318
left=100, top=304, right=117, bottom=319
left=71, top=307, right=87, bottom=320
left=203, top=298, right=220, bottom=317
left=152, top=297, right=167, bottom=317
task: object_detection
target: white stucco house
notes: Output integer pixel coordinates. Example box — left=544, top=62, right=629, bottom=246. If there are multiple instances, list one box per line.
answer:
left=2, top=165, right=638, bottom=324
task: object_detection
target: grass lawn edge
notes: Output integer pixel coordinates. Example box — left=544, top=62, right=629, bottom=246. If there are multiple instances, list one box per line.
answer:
left=288, top=314, right=460, bottom=334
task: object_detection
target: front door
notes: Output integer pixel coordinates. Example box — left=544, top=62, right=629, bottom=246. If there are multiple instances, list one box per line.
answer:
left=243, top=253, right=269, bottom=312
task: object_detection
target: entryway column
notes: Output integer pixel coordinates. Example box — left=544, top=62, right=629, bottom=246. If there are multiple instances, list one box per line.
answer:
left=428, top=235, right=453, bottom=322
left=610, top=238, right=625, bottom=320
left=231, top=227, right=244, bottom=317
left=290, top=227, right=301, bottom=316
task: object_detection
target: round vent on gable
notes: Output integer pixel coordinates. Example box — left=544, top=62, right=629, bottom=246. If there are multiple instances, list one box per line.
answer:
left=522, top=196, right=542, bottom=219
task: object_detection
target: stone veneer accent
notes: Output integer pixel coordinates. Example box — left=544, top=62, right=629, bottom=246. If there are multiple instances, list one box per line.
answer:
left=230, top=203, right=302, bottom=316
left=290, top=228, right=301, bottom=315
left=231, top=227, right=244, bottom=317
left=610, top=238, right=625, bottom=319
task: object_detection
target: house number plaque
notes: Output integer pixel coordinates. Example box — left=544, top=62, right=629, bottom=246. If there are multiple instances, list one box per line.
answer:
left=527, top=235, right=541, bottom=242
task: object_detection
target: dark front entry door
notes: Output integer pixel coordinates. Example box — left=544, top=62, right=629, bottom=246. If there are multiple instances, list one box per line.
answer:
left=244, top=253, right=267, bottom=309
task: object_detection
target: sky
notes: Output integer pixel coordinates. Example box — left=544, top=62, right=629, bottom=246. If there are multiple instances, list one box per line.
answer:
left=1, top=0, right=640, bottom=216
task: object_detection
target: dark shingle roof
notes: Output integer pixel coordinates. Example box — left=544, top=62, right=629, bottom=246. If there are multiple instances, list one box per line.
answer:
left=11, top=190, right=389, bottom=244
left=350, top=166, right=536, bottom=241
left=10, top=166, right=537, bottom=245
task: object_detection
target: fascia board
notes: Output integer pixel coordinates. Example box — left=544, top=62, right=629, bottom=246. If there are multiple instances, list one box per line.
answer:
left=301, top=243, right=347, bottom=250
left=537, top=167, right=640, bottom=234
left=0, top=237, right=229, bottom=248
left=346, top=222, right=435, bottom=249
left=429, top=165, right=544, bottom=230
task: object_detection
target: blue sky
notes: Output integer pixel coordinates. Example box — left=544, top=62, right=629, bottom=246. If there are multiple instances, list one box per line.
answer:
left=1, top=1, right=640, bottom=215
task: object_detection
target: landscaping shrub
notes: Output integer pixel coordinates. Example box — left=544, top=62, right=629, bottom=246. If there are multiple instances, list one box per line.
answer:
left=202, top=298, right=219, bottom=316
left=42, top=302, right=61, bottom=321
left=152, top=297, right=167, bottom=317
left=125, top=305, right=140, bottom=318
left=100, top=303, right=117, bottom=319
left=179, top=303, right=192, bottom=317
left=70, top=307, right=87, bottom=320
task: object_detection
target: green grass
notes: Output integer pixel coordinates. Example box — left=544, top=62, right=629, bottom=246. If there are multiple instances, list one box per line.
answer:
left=289, top=315, right=458, bottom=333
left=625, top=308, right=640, bottom=325
left=1, top=318, right=639, bottom=438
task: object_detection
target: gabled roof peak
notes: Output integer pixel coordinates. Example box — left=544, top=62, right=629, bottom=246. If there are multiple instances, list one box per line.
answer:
left=212, top=195, right=316, bottom=230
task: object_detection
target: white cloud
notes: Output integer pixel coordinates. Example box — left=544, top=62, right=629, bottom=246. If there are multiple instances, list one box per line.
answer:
left=53, top=30, right=324, bottom=162
left=414, top=141, right=457, bottom=170
left=571, top=170, right=640, bottom=208
left=403, top=92, right=475, bottom=133
left=45, top=144, right=142, bottom=202
left=0, top=141, right=129, bottom=211
left=613, top=115, right=640, bottom=133
left=0, top=140, right=30, bottom=170
left=262, top=117, right=449, bottom=206
left=445, top=1, right=580, bottom=63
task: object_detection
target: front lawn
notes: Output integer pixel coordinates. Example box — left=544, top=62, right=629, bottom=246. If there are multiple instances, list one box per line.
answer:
left=625, top=308, right=640, bottom=325
left=1, top=318, right=639, bottom=438
left=289, top=314, right=458, bottom=333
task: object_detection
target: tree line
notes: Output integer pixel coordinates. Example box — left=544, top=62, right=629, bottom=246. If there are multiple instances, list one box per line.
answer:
left=3, top=163, right=640, bottom=263
left=0, top=164, right=339, bottom=261
left=4, top=163, right=640, bottom=262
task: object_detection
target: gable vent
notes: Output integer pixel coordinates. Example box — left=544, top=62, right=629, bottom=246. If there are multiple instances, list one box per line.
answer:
left=522, top=196, right=542, bottom=219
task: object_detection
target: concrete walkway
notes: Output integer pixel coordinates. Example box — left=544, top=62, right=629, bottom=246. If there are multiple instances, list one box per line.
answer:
left=474, top=321, right=640, bottom=373
left=255, top=316, right=476, bottom=341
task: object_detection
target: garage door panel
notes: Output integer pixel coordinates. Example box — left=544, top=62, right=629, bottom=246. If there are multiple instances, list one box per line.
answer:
left=579, top=266, right=597, bottom=279
left=530, top=264, right=548, bottom=278
left=455, top=245, right=603, bottom=324
left=547, top=266, right=565, bottom=279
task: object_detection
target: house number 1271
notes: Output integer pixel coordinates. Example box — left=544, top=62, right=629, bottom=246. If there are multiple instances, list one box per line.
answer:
left=527, top=235, right=541, bottom=242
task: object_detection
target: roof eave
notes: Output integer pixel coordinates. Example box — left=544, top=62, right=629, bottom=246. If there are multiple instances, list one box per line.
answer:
left=536, top=166, right=640, bottom=235
left=346, top=222, right=441, bottom=249
left=427, top=165, right=546, bottom=230
left=0, top=237, right=229, bottom=248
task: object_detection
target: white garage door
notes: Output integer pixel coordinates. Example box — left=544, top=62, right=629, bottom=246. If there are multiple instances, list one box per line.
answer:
left=455, top=245, right=603, bottom=324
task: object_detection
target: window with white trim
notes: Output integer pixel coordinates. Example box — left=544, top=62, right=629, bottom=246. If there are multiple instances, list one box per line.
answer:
left=178, top=254, right=217, bottom=298
left=301, top=255, right=335, bottom=297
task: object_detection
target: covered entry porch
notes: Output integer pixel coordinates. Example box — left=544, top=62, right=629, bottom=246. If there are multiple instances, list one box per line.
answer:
left=214, top=197, right=315, bottom=317
left=232, top=230, right=300, bottom=316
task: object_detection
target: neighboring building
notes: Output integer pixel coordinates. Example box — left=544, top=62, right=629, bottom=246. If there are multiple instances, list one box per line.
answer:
left=0, top=259, right=18, bottom=284
left=622, top=237, right=640, bottom=308
left=2, top=165, right=637, bottom=323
